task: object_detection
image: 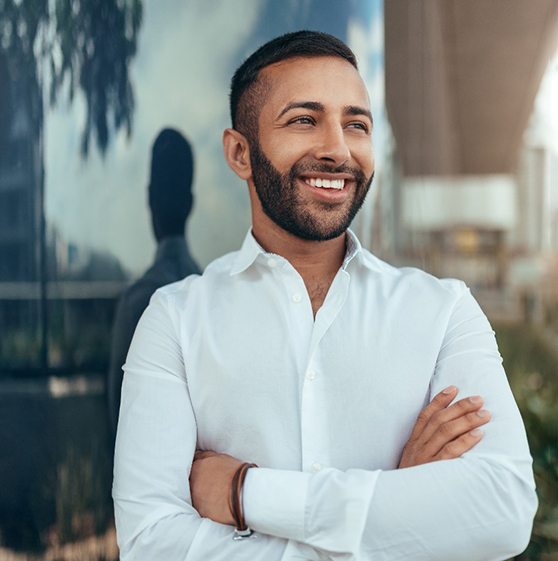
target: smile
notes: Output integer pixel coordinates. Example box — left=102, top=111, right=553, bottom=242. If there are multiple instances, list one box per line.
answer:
left=303, top=177, right=345, bottom=190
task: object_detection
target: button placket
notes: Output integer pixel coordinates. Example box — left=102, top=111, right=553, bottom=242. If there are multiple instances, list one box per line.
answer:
left=299, top=276, right=347, bottom=472
left=300, top=352, right=329, bottom=474
left=279, top=265, right=327, bottom=472
left=310, top=462, right=322, bottom=473
left=305, top=369, right=317, bottom=382
left=282, top=268, right=313, bottom=322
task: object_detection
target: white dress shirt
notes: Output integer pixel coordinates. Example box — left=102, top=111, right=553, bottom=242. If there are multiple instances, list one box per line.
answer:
left=113, top=230, right=537, bottom=561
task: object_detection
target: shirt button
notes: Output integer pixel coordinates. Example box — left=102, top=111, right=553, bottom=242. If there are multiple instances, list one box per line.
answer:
left=292, top=293, right=302, bottom=303
left=305, top=369, right=317, bottom=381
left=311, top=462, right=322, bottom=473
left=267, top=258, right=277, bottom=268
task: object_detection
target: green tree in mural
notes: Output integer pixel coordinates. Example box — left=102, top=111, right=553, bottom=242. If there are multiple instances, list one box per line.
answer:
left=0, top=0, right=142, bottom=372
left=0, top=0, right=143, bottom=155
left=0, top=4, right=143, bottom=550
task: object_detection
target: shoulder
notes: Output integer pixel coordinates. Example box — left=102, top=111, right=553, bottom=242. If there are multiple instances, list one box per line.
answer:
left=115, top=276, right=157, bottom=318
left=153, top=250, right=238, bottom=306
left=358, top=248, right=468, bottom=302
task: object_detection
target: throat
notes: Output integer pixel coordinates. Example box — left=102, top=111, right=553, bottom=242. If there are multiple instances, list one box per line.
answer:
left=305, top=275, right=336, bottom=317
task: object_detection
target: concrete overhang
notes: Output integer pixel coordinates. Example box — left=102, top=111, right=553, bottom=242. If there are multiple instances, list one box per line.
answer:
left=385, top=0, right=558, bottom=176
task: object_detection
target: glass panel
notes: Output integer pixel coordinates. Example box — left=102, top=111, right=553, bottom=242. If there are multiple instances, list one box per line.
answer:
left=0, top=44, right=42, bottom=372
left=0, top=2, right=386, bottom=557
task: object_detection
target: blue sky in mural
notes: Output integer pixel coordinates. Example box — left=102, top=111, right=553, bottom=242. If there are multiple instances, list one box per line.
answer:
left=45, top=0, right=386, bottom=275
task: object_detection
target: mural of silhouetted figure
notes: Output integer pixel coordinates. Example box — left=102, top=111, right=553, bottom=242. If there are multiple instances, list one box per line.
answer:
left=108, top=128, right=200, bottom=434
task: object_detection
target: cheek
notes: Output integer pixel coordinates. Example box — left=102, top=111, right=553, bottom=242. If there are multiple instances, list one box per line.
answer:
left=353, top=145, right=374, bottom=177
left=261, top=137, right=309, bottom=173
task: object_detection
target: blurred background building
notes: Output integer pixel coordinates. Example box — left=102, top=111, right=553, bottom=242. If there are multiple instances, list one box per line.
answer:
left=379, top=0, right=558, bottom=328
left=0, top=1, right=557, bottom=559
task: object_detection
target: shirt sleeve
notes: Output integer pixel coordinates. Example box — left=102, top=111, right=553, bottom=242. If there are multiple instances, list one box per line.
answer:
left=243, top=284, right=538, bottom=561
left=112, top=289, right=288, bottom=561
left=107, top=289, right=149, bottom=435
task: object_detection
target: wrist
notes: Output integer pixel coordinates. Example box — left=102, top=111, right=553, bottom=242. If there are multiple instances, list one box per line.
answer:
left=229, top=462, right=257, bottom=539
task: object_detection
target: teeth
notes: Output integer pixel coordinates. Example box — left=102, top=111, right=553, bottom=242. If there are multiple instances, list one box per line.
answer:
left=305, top=178, right=345, bottom=190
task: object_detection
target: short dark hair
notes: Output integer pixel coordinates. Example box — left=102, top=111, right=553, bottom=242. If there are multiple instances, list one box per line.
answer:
left=148, top=128, right=194, bottom=240
left=230, top=30, right=358, bottom=140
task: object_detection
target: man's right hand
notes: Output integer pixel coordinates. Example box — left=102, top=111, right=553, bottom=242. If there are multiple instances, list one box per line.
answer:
left=398, top=386, right=491, bottom=469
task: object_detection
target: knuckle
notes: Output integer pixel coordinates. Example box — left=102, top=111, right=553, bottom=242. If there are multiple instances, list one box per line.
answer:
left=439, top=422, right=453, bottom=437
left=454, top=398, right=471, bottom=411
left=429, top=409, right=443, bottom=423
left=466, top=412, right=482, bottom=424
left=405, top=438, right=417, bottom=450
left=430, top=393, right=447, bottom=408
left=438, top=449, right=452, bottom=460
left=443, top=442, right=460, bottom=457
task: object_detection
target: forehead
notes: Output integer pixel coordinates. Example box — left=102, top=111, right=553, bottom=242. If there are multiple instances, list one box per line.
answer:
left=259, top=56, right=370, bottom=116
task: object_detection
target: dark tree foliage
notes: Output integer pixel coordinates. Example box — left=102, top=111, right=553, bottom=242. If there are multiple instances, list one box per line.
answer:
left=0, top=0, right=143, bottom=156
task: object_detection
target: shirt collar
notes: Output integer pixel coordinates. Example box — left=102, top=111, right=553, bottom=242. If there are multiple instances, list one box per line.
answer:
left=230, top=228, right=364, bottom=276
left=229, top=230, right=265, bottom=275
left=342, top=228, right=362, bottom=269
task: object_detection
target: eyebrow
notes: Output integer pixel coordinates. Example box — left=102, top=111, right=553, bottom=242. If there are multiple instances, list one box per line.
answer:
left=276, top=100, right=373, bottom=125
left=276, top=101, right=324, bottom=119
left=345, top=104, right=374, bottom=125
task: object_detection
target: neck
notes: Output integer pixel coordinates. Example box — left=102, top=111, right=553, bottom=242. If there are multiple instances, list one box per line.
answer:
left=251, top=215, right=346, bottom=317
left=252, top=221, right=346, bottom=273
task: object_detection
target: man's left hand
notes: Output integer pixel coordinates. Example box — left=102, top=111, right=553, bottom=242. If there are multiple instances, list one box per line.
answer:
left=189, top=450, right=242, bottom=525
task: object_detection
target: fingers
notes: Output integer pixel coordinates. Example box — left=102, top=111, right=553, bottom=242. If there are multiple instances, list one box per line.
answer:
left=400, top=387, right=490, bottom=468
left=436, top=428, right=485, bottom=461
left=408, top=385, right=458, bottom=441
left=423, top=408, right=491, bottom=458
left=419, top=394, right=486, bottom=443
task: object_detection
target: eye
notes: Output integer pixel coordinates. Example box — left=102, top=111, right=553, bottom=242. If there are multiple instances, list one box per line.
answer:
left=346, top=121, right=370, bottom=133
left=288, top=115, right=316, bottom=126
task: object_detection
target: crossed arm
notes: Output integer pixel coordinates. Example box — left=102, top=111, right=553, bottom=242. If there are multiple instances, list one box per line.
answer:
left=190, top=386, right=491, bottom=526
left=188, top=387, right=535, bottom=561
left=113, top=288, right=537, bottom=561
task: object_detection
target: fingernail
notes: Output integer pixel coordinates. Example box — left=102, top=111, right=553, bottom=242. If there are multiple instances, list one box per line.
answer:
left=470, top=428, right=484, bottom=436
left=476, top=409, right=490, bottom=418
left=442, top=386, right=456, bottom=395
left=469, top=396, right=483, bottom=404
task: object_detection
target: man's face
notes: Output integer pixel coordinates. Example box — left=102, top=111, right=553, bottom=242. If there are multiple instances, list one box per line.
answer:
left=248, top=56, right=375, bottom=241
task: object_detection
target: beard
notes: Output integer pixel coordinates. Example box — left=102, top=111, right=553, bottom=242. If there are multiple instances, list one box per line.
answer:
left=249, top=139, right=373, bottom=242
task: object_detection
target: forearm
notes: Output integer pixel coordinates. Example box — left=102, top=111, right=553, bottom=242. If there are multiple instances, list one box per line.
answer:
left=113, top=500, right=287, bottom=561
left=363, top=456, right=536, bottom=560
left=113, top=373, right=291, bottom=561
left=243, top=455, right=536, bottom=560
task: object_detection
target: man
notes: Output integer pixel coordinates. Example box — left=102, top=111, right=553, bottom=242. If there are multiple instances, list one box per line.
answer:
left=108, top=128, right=200, bottom=435
left=113, top=31, right=537, bottom=561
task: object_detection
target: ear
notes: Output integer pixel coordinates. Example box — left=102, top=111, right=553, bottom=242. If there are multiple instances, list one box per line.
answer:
left=223, top=128, right=252, bottom=180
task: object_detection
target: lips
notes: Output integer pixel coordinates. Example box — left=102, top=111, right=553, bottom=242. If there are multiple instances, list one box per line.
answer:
left=297, top=174, right=354, bottom=203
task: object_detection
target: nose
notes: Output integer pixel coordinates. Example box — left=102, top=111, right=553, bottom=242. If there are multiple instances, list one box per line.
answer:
left=313, top=123, right=351, bottom=166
